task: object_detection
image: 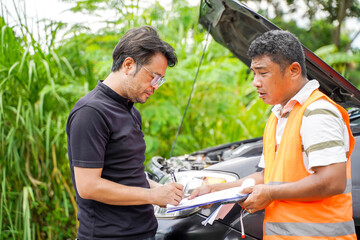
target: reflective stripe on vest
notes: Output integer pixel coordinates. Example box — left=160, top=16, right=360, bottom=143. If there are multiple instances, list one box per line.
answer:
left=263, top=89, right=356, bottom=240
left=265, top=220, right=356, bottom=237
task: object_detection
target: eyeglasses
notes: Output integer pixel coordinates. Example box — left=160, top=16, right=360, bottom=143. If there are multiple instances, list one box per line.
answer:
left=142, top=66, right=166, bottom=88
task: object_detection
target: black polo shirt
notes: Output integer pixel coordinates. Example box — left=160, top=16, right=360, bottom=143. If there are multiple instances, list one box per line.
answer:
left=66, top=81, right=157, bottom=240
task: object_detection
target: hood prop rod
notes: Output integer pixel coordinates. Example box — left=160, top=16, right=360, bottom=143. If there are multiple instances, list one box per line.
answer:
left=169, top=24, right=212, bottom=159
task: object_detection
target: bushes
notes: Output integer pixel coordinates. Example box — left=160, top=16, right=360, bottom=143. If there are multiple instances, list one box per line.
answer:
left=0, top=17, right=85, bottom=238
left=0, top=7, right=267, bottom=237
left=3, top=0, right=359, bottom=238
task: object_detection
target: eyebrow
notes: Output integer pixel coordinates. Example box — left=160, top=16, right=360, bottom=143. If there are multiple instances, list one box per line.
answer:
left=150, top=69, right=164, bottom=78
left=156, top=72, right=165, bottom=78
left=250, top=66, right=267, bottom=71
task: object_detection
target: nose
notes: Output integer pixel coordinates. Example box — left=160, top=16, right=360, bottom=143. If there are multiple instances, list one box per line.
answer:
left=252, top=75, right=262, bottom=88
left=152, top=84, right=159, bottom=90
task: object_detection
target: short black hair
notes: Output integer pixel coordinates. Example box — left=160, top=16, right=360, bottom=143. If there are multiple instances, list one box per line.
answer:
left=247, top=30, right=307, bottom=76
left=112, top=25, right=177, bottom=72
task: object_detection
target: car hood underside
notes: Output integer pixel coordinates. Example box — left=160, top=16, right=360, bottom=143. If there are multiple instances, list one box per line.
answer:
left=199, top=0, right=360, bottom=108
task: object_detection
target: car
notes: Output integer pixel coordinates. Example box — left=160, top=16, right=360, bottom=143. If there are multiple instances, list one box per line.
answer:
left=146, top=0, right=360, bottom=239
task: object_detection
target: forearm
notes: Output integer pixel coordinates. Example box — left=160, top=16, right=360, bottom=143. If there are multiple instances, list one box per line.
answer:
left=269, top=175, right=344, bottom=201
left=79, top=177, right=153, bottom=205
left=75, top=167, right=155, bottom=205
left=210, top=171, right=264, bottom=192
left=148, top=178, right=162, bottom=189
left=269, top=163, right=347, bottom=201
left=75, top=167, right=184, bottom=207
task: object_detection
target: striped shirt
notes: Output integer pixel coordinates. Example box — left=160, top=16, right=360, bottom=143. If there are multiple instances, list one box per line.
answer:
left=258, top=80, right=349, bottom=173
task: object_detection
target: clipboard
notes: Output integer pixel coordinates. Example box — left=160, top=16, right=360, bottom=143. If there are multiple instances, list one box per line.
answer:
left=166, top=186, right=249, bottom=213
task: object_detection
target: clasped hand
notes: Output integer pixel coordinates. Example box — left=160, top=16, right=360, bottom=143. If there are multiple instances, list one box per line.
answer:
left=187, top=184, right=273, bottom=213
left=150, top=182, right=184, bottom=208
left=239, top=184, right=272, bottom=213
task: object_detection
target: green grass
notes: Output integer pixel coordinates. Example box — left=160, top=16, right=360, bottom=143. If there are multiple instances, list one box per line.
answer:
left=0, top=15, right=81, bottom=238
left=1, top=0, right=359, bottom=239
left=0, top=11, right=267, bottom=237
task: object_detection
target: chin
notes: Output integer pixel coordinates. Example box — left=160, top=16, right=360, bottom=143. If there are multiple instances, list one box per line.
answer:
left=262, top=99, right=270, bottom=105
left=137, top=98, right=147, bottom=104
left=263, top=99, right=275, bottom=106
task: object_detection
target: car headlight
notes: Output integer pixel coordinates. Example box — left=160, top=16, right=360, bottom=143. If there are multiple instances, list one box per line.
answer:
left=154, top=170, right=238, bottom=218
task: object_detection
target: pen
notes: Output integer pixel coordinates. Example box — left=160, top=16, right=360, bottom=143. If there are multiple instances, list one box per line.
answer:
left=170, top=170, right=177, bottom=182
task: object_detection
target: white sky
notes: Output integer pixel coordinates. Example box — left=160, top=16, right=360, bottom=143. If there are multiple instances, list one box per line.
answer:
left=2, top=0, right=193, bottom=28
left=2, top=0, right=360, bottom=48
left=246, top=0, right=360, bottom=49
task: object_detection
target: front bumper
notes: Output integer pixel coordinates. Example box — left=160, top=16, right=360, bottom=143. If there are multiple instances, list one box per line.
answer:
left=155, top=210, right=262, bottom=240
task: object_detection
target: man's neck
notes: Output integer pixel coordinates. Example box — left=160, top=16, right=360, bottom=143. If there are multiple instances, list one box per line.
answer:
left=279, top=77, right=309, bottom=109
left=103, top=71, right=127, bottom=97
left=298, top=77, right=309, bottom=92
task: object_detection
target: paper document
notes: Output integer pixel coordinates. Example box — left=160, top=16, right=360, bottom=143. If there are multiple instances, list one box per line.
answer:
left=201, top=203, right=236, bottom=226
left=166, top=186, right=249, bottom=213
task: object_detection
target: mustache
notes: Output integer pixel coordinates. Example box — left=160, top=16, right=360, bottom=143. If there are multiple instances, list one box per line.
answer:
left=145, top=89, right=154, bottom=94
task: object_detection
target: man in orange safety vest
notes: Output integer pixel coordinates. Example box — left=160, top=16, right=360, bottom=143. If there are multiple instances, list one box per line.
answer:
left=190, top=30, right=357, bottom=239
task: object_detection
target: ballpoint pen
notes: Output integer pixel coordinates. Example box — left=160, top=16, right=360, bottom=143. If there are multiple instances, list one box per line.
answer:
left=170, top=170, right=177, bottom=182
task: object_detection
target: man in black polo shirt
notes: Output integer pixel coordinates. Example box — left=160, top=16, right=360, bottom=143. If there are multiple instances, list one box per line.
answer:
left=66, top=26, right=184, bottom=240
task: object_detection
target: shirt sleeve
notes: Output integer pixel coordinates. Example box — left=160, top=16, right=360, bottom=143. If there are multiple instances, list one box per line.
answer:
left=301, top=99, right=348, bottom=170
left=258, top=154, right=265, bottom=168
left=68, top=106, right=109, bottom=168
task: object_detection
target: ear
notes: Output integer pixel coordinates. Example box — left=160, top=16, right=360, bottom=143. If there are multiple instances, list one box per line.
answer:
left=289, top=62, right=302, bottom=79
left=122, top=57, right=136, bottom=75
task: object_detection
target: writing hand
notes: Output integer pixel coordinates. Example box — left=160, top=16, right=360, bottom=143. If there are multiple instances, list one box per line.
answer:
left=150, top=182, right=184, bottom=208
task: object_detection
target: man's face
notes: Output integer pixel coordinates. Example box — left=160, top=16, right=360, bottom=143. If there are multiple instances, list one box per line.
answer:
left=125, top=53, right=168, bottom=104
left=251, top=55, right=294, bottom=107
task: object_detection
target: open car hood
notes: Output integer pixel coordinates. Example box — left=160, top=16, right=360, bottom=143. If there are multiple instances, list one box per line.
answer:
left=199, top=0, right=360, bottom=108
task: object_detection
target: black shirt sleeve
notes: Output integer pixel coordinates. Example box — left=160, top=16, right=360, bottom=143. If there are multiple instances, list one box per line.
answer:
left=68, top=106, right=109, bottom=168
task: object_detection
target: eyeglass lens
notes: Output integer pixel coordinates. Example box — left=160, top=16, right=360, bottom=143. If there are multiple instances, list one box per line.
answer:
left=151, top=75, right=165, bottom=87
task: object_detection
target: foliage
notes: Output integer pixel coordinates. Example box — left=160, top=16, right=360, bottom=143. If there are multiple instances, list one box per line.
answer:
left=0, top=1, right=269, bottom=238
left=140, top=44, right=270, bottom=157
left=303, top=0, right=360, bottom=48
left=270, top=17, right=334, bottom=51
left=262, top=9, right=360, bottom=88
left=56, top=0, right=270, bottom=158
left=250, top=0, right=360, bottom=50
left=1, top=0, right=359, bottom=239
left=0, top=15, right=90, bottom=239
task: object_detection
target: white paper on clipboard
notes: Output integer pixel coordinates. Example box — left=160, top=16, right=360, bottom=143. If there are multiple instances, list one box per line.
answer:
left=166, top=186, right=249, bottom=213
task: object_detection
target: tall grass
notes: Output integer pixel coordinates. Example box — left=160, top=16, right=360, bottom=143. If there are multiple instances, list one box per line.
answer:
left=6, top=0, right=360, bottom=239
left=0, top=13, right=91, bottom=238
left=0, top=0, right=271, bottom=237
left=0, top=2, right=269, bottom=236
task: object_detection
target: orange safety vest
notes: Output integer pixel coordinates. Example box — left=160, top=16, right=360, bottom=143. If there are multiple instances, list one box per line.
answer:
left=263, top=89, right=356, bottom=240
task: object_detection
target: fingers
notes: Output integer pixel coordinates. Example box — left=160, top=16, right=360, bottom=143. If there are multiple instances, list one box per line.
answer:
left=188, top=187, right=200, bottom=200
left=241, top=186, right=254, bottom=194
left=199, top=203, right=213, bottom=209
left=188, top=185, right=212, bottom=200
left=163, top=183, right=184, bottom=206
left=169, top=183, right=184, bottom=198
left=240, top=201, right=256, bottom=214
left=240, top=184, right=273, bottom=213
left=170, top=182, right=184, bottom=190
left=168, top=191, right=183, bottom=206
left=245, top=208, right=256, bottom=214
left=175, top=188, right=184, bottom=200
